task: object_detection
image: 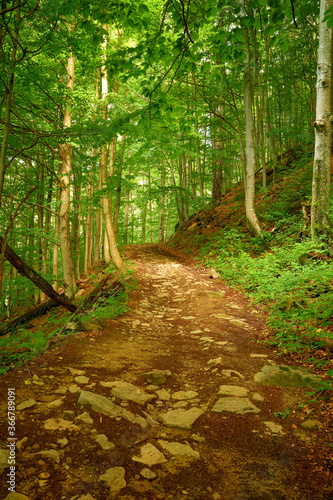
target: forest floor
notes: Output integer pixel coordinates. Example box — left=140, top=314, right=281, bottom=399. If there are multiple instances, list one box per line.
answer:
left=0, top=244, right=332, bottom=500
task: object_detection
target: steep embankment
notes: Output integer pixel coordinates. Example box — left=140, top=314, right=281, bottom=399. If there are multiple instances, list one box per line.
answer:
left=0, top=245, right=331, bottom=500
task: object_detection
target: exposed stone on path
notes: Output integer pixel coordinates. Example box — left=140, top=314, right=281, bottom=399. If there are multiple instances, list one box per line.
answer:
left=77, top=390, right=148, bottom=428
left=171, top=390, right=198, bottom=400
left=0, top=449, right=10, bottom=473
left=95, top=434, right=115, bottom=450
left=301, top=419, right=323, bottom=430
left=158, top=440, right=200, bottom=460
left=161, top=407, right=205, bottom=429
left=140, top=468, right=157, bottom=480
left=264, top=421, right=285, bottom=435
left=99, top=466, right=126, bottom=492
left=16, top=399, right=36, bottom=411
left=211, top=397, right=260, bottom=415
left=217, top=385, right=249, bottom=397
left=36, top=449, right=60, bottom=463
left=74, top=375, right=90, bottom=384
left=139, top=370, right=171, bottom=385
left=254, top=365, right=322, bottom=387
left=207, top=357, right=223, bottom=366
left=44, top=418, right=79, bottom=431
left=4, top=493, right=31, bottom=500
left=221, top=369, right=245, bottom=380
left=75, top=411, right=94, bottom=424
left=132, top=443, right=167, bottom=466
left=100, top=380, right=155, bottom=405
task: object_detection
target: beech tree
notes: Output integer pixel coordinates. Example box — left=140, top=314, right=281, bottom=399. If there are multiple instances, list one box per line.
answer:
left=311, top=0, right=333, bottom=240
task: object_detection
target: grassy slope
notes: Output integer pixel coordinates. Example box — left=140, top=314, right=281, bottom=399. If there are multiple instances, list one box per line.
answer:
left=168, top=145, right=333, bottom=395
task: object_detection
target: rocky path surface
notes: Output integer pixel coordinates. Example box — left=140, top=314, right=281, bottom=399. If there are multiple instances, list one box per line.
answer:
left=0, top=244, right=331, bottom=500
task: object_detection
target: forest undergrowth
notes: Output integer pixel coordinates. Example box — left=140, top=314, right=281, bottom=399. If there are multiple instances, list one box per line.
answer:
left=0, top=264, right=133, bottom=377
left=169, top=148, right=333, bottom=401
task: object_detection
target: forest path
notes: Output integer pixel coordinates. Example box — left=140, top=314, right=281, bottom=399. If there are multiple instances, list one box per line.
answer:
left=0, top=244, right=330, bottom=500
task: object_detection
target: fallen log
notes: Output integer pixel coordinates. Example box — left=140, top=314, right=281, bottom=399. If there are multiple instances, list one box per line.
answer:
left=0, top=235, right=77, bottom=314
left=0, top=299, right=62, bottom=337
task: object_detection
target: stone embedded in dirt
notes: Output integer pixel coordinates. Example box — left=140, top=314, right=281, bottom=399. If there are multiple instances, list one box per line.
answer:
left=68, top=367, right=85, bottom=375
left=132, top=443, right=167, bottom=466
left=69, top=384, right=80, bottom=393
left=156, top=389, right=171, bottom=401
left=158, top=440, right=200, bottom=460
left=207, top=357, right=223, bottom=366
left=77, top=389, right=148, bottom=428
left=250, top=354, right=268, bottom=358
left=139, top=369, right=172, bottom=385
left=100, top=381, right=155, bottom=406
left=16, top=399, right=36, bottom=411
left=95, top=434, right=115, bottom=450
left=254, top=365, right=322, bottom=388
left=16, top=437, right=28, bottom=451
left=171, top=390, right=199, bottom=400
left=217, top=385, right=248, bottom=397
left=57, top=437, right=68, bottom=448
left=75, top=411, right=94, bottom=424
left=54, top=387, right=68, bottom=395
left=208, top=268, right=220, bottom=279
left=200, top=337, right=215, bottom=343
left=252, top=393, right=264, bottom=402
left=221, top=369, right=245, bottom=380
left=230, top=319, right=248, bottom=327
left=44, top=418, right=79, bottom=431
left=173, top=401, right=188, bottom=409
left=36, top=449, right=60, bottom=463
left=301, top=419, right=323, bottom=431
left=140, top=468, right=157, bottom=480
left=47, top=399, right=64, bottom=409
left=4, top=493, right=31, bottom=500
left=75, top=375, right=90, bottom=384
left=100, top=466, right=126, bottom=492
left=161, top=407, right=205, bottom=429
left=0, top=449, right=10, bottom=473
left=211, top=397, right=260, bottom=415
left=80, top=321, right=103, bottom=332
left=264, top=421, right=285, bottom=435
left=191, top=433, right=205, bottom=443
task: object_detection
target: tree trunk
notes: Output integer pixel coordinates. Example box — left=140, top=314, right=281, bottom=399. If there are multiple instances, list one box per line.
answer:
left=242, top=12, right=262, bottom=237
left=0, top=235, right=77, bottom=313
left=311, top=0, right=333, bottom=240
left=59, top=52, right=76, bottom=298
left=100, top=26, right=123, bottom=269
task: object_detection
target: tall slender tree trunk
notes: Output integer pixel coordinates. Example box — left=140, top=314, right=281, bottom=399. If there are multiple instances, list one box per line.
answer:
left=311, top=0, right=333, bottom=239
left=242, top=11, right=262, bottom=237
left=0, top=4, right=19, bottom=205
left=100, top=26, right=123, bottom=268
left=59, top=52, right=77, bottom=298
left=158, top=163, right=166, bottom=243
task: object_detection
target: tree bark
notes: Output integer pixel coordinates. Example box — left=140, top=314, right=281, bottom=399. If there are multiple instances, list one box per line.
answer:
left=242, top=10, right=262, bottom=237
left=0, top=235, right=77, bottom=313
left=59, top=52, right=77, bottom=298
left=311, top=0, right=333, bottom=240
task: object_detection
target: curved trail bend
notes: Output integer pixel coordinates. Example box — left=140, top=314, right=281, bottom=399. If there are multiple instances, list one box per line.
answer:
left=0, top=244, right=329, bottom=500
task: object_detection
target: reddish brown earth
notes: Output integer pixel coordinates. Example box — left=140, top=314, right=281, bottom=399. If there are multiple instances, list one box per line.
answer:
left=0, top=244, right=332, bottom=500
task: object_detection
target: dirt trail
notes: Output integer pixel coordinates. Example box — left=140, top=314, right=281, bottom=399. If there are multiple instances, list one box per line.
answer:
left=0, top=244, right=331, bottom=500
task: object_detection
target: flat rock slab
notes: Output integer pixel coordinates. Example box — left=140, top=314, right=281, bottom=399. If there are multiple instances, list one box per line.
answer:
left=211, top=397, right=260, bottom=415
left=77, top=390, right=147, bottom=428
left=100, top=381, right=155, bottom=406
left=254, top=365, right=322, bottom=388
left=158, top=440, right=200, bottom=460
left=16, top=399, right=36, bottom=411
left=132, top=443, right=167, bottom=466
left=171, top=390, right=198, bottom=400
left=161, top=407, right=205, bottom=429
left=100, top=467, right=126, bottom=492
left=217, top=385, right=249, bottom=397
